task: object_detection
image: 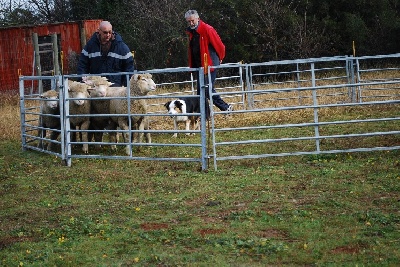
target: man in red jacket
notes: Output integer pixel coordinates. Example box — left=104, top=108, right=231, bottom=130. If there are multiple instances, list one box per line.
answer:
left=185, top=10, right=233, bottom=113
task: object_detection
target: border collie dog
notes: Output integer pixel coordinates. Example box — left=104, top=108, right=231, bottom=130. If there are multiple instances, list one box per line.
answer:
left=164, top=96, right=210, bottom=137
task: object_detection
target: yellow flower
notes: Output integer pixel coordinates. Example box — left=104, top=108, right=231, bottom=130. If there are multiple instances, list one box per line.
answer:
left=135, top=207, right=141, bottom=212
left=134, top=257, right=140, bottom=263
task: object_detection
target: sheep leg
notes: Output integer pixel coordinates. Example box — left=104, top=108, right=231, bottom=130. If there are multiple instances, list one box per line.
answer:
left=94, top=132, right=103, bottom=147
left=80, top=120, right=91, bottom=154
left=37, top=115, right=45, bottom=149
left=144, top=117, right=151, bottom=144
left=134, top=117, right=145, bottom=144
left=107, top=121, right=119, bottom=151
left=123, top=126, right=131, bottom=155
left=118, top=119, right=132, bottom=156
left=47, top=130, right=60, bottom=151
left=87, top=128, right=103, bottom=149
left=109, top=132, right=118, bottom=151
left=37, top=128, right=46, bottom=149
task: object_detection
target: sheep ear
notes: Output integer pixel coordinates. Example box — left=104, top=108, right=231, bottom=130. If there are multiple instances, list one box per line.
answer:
left=83, top=80, right=94, bottom=86
left=164, top=101, right=171, bottom=109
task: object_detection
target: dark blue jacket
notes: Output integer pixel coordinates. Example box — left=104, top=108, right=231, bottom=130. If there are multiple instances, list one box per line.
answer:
left=77, top=32, right=134, bottom=86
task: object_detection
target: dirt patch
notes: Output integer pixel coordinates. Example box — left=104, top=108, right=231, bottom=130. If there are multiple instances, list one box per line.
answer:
left=260, top=228, right=288, bottom=239
left=331, top=245, right=362, bottom=254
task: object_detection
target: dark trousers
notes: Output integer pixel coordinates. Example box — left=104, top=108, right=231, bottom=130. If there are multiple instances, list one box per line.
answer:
left=195, top=70, right=229, bottom=111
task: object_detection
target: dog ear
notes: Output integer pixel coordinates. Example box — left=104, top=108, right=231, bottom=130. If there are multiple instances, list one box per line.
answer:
left=175, top=100, right=183, bottom=110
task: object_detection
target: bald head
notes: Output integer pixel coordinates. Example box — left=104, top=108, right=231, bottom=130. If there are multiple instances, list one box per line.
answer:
left=99, top=21, right=112, bottom=30
left=97, top=21, right=113, bottom=44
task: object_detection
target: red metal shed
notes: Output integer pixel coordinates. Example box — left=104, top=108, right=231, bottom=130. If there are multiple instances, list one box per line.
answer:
left=0, top=20, right=102, bottom=92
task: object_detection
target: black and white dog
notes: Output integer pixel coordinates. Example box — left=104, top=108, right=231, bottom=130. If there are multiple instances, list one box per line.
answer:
left=164, top=96, right=210, bottom=137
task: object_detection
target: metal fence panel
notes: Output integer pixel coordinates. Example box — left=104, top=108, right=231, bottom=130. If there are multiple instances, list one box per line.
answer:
left=19, top=54, right=400, bottom=170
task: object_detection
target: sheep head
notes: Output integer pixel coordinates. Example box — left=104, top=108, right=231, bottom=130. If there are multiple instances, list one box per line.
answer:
left=130, top=73, right=156, bottom=96
left=82, top=75, right=108, bottom=84
left=68, top=80, right=90, bottom=106
left=82, top=76, right=114, bottom=97
left=40, top=90, right=59, bottom=110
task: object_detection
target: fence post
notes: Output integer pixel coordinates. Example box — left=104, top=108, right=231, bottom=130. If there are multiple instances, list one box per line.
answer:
left=238, top=63, right=246, bottom=109
left=57, top=75, right=66, bottom=163
left=19, top=79, right=27, bottom=150
left=245, top=65, right=254, bottom=109
left=311, top=62, right=321, bottom=153
left=346, top=56, right=357, bottom=103
left=198, top=68, right=208, bottom=171
left=51, top=34, right=60, bottom=76
left=80, top=27, right=87, bottom=48
left=355, top=58, right=362, bottom=103
left=32, top=32, right=43, bottom=94
left=296, top=63, right=303, bottom=105
left=63, top=77, right=72, bottom=167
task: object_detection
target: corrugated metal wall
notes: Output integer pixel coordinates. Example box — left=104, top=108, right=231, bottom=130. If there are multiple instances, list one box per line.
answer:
left=0, top=20, right=102, bottom=92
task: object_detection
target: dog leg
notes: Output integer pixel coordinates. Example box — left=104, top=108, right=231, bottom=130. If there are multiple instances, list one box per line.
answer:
left=185, top=119, right=191, bottom=136
left=172, top=119, right=178, bottom=138
left=193, top=117, right=201, bottom=135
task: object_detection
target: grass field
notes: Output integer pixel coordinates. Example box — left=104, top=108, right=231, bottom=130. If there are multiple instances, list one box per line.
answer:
left=1, top=85, right=400, bottom=266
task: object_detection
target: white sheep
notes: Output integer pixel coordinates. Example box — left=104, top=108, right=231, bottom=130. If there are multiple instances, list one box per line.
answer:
left=67, top=80, right=92, bottom=153
left=108, top=73, right=156, bottom=155
left=37, top=90, right=60, bottom=151
left=82, top=76, right=115, bottom=146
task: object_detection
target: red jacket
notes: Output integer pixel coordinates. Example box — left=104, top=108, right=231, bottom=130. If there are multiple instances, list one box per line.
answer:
left=186, top=20, right=225, bottom=73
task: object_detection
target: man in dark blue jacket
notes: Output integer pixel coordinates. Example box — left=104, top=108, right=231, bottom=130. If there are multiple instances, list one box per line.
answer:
left=77, top=21, right=134, bottom=86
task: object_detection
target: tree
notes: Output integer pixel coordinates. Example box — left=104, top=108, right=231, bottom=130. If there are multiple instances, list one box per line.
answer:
left=1, top=0, right=400, bottom=68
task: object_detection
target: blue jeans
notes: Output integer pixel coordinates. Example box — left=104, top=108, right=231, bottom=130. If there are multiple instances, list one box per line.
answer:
left=196, top=70, right=229, bottom=111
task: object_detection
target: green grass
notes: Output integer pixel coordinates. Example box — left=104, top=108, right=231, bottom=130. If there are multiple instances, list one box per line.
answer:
left=1, top=139, right=399, bottom=266
left=1, top=88, right=399, bottom=265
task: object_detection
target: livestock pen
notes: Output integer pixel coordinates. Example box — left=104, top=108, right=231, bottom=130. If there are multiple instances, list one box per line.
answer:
left=19, top=54, right=400, bottom=170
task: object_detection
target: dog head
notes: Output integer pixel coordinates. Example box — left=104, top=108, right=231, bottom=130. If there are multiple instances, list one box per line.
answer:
left=164, top=99, right=186, bottom=118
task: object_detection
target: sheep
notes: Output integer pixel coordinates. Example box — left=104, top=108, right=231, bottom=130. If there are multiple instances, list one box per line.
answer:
left=108, top=73, right=156, bottom=155
left=67, top=80, right=92, bottom=153
left=82, top=76, right=115, bottom=146
left=37, top=90, right=61, bottom=151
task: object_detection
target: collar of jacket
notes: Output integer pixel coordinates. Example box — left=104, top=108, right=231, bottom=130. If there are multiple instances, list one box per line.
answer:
left=90, top=32, right=122, bottom=45
left=186, top=20, right=204, bottom=34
